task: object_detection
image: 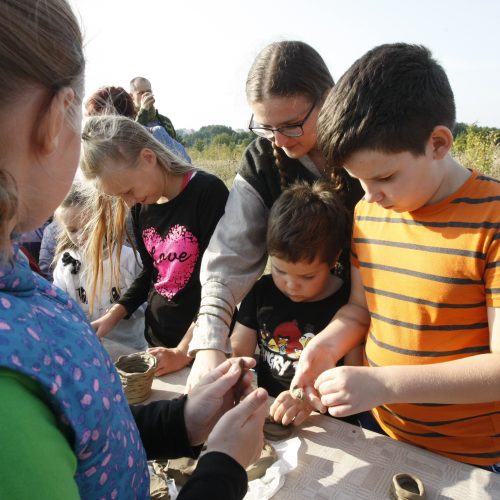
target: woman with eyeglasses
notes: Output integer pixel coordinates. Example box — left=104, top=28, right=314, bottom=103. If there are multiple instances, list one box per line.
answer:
left=187, top=40, right=364, bottom=390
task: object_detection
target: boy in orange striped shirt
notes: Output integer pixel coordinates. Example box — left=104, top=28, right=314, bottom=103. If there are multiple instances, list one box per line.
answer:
left=292, top=43, right=500, bottom=469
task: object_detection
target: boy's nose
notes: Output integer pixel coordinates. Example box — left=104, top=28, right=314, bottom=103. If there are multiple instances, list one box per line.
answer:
left=363, top=189, right=384, bottom=204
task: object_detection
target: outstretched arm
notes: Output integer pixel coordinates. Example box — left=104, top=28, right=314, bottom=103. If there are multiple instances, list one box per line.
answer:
left=230, top=322, right=258, bottom=358
left=148, top=323, right=194, bottom=376
left=187, top=176, right=269, bottom=389
left=314, top=306, right=500, bottom=417
left=291, top=265, right=370, bottom=412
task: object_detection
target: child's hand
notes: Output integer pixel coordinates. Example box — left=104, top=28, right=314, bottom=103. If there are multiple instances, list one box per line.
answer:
left=147, top=346, right=192, bottom=376
left=315, top=365, right=388, bottom=417
left=290, top=333, right=337, bottom=413
left=270, top=390, right=313, bottom=426
left=91, top=304, right=126, bottom=339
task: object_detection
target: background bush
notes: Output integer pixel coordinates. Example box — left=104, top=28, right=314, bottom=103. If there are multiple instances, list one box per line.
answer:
left=181, top=122, right=500, bottom=184
left=452, top=123, right=500, bottom=178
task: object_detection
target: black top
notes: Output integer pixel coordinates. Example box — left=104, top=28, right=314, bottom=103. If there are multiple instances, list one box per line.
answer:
left=238, top=137, right=364, bottom=279
left=119, top=170, right=229, bottom=347
left=236, top=274, right=349, bottom=397
left=238, top=137, right=364, bottom=213
left=132, top=396, right=248, bottom=500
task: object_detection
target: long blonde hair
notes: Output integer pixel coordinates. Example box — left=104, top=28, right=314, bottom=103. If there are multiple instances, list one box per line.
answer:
left=54, top=180, right=128, bottom=316
left=80, top=114, right=195, bottom=311
left=0, top=0, right=84, bottom=262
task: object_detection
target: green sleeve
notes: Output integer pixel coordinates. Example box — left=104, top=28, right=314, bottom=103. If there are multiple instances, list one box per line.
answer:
left=0, top=368, right=79, bottom=500
left=136, top=106, right=156, bottom=124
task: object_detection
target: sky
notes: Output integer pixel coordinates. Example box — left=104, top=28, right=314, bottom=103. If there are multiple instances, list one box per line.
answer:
left=71, top=0, right=500, bottom=131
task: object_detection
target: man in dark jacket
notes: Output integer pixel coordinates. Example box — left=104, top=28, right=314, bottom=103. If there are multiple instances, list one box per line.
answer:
left=130, top=76, right=177, bottom=139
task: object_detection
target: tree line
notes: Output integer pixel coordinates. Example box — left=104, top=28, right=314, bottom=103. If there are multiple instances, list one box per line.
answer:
left=179, top=122, right=500, bottom=178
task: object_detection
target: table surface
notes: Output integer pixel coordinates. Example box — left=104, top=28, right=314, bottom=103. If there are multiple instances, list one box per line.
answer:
left=142, top=366, right=500, bottom=500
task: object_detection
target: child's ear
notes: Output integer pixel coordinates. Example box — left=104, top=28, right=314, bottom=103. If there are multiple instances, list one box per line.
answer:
left=140, top=148, right=157, bottom=168
left=36, top=87, right=75, bottom=156
left=429, top=125, right=453, bottom=160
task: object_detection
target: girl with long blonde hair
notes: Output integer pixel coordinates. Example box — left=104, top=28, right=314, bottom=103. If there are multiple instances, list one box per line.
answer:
left=52, top=180, right=148, bottom=353
left=80, top=114, right=229, bottom=375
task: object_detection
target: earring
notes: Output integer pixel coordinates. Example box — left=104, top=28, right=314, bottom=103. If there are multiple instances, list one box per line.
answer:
left=333, top=261, right=344, bottom=277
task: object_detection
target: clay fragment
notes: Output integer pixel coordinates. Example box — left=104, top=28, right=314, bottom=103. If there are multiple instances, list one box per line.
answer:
left=291, top=386, right=304, bottom=400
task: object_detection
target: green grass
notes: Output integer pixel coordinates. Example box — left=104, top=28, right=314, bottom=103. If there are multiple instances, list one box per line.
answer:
left=191, top=145, right=500, bottom=187
left=190, top=158, right=238, bottom=188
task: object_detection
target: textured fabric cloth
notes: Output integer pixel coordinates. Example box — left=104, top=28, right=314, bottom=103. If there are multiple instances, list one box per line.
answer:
left=53, top=246, right=148, bottom=351
left=352, top=170, right=500, bottom=466
left=0, top=369, right=248, bottom=499
left=191, top=137, right=364, bottom=354
left=237, top=274, right=349, bottom=397
left=118, top=170, right=229, bottom=347
left=0, top=246, right=149, bottom=497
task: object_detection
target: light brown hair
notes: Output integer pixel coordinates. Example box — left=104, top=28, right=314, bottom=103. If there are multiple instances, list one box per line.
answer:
left=0, top=0, right=84, bottom=261
left=246, top=41, right=334, bottom=190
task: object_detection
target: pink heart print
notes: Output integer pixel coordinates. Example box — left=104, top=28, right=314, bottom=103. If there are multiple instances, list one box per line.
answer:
left=142, top=225, right=199, bottom=300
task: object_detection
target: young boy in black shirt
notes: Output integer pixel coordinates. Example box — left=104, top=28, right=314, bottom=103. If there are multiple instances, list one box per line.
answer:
left=231, top=180, right=351, bottom=426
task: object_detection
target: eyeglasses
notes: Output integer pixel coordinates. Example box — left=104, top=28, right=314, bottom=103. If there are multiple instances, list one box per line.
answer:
left=248, top=101, right=317, bottom=139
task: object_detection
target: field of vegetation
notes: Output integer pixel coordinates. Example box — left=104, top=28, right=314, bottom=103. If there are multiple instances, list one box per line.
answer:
left=182, top=123, right=500, bottom=184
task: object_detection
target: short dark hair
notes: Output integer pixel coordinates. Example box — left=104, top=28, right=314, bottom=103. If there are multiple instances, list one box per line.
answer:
left=267, top=181, right=351, bottom=264
left=318, top=43, right=456, bottom=168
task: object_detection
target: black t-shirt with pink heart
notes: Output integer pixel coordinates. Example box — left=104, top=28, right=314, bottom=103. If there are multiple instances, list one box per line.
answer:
left=118, top=170, right=229, bottom=347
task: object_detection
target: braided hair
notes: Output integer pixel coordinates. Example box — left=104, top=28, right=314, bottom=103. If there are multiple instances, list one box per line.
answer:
left=246, top=41, right=341, bottom=191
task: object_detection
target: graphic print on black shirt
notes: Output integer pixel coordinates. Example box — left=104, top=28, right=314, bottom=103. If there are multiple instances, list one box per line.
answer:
left=237, top=274, right=349, bottom=397
left=117, top=170, right=229, bottom=347
left=258, top=319, right=316, bottom=397
left=142, top=224, right=200, bottom=300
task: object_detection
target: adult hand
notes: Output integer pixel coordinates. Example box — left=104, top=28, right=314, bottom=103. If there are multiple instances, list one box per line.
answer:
left=186, top=349, right=227, bottom=393
left=315, top=365, right=388, bottom=417
left=91, top=304, right=126, bottom=339
left=183, top=357, right=258, bottom=446
left=148, top=347, right=192, bottom=376
left=140, top=91, right=155, bottom=111
left=269, top=390, right=313, bottom=426
left=206, top=387, right=268, bottom=469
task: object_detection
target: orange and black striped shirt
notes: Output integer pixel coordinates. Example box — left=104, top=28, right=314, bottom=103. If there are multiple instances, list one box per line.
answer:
left=352, top=170, right=500, bottom=466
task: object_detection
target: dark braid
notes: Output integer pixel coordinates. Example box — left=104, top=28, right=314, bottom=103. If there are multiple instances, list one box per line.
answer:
left=246, top=41, right=335, bottom=192
left=272, top=142, right=288, bottom=191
